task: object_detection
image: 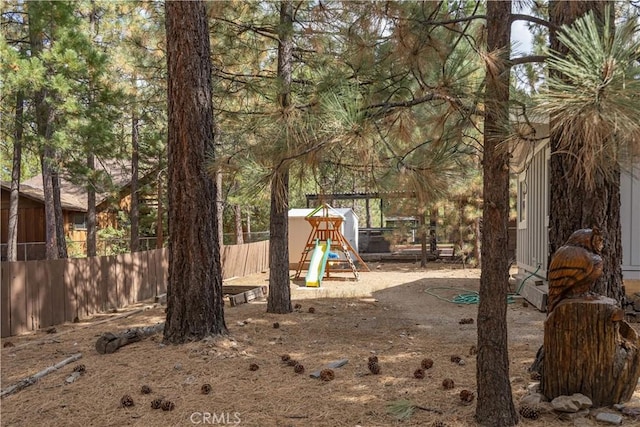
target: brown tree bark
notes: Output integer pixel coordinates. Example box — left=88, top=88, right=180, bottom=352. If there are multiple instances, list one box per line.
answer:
left=234, top=205, right=244, bottom=245
left=163, top=0, right=227, bottom=343
left=130, top=109, right=140, bottom=252
left=548, top=1, right=623, bottom=303
left=420, top=210, right=428, bottom=268
left=543, top=298, right=640, bottom=406
left=267, top=0, right=294, bottom=314
left=7, top=91, right=24, bottom=262
left=86, top=154, right=97, bottom=257
left=41, top=151, right=58, bottom=260
left=475, top=1, right=518, bottom=425
left=268, top=169, right=292, bottom=313
left=53, top=169, right=67, bottom=259
left=86, top=7, right=98, bottom=258
left=216, top=170, right=225, bottom=247
left=29, top=4, right=65, bottom=260
left=156, top=171, right=164, bottom=249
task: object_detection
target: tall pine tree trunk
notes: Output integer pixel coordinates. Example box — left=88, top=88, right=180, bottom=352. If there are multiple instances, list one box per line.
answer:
left=7, top=91, right=24, bottom=262
left=234, top=205, right=244, bottom=245
left=53, top=168, right=67, bottom=259
left=130, top=110, right=140, bottom=252
left=268, top=169, right=291, bottom=313
left=216, top=170, right=224, bottom=247
left=30, top=4, right=65, bottom=260
left=475, top=1, right=518, bottom=425
left=420, top=210, right=428, bottom=268
left=548, top=1, right=623, bottom=303
left=163, top=0, right=227, bottom=343
left=41, top=149, right=58, bottom=260
left=267, top=0, right=293, bottom=314
left=156, top=171, right=164, bottom=249
left=87, top=154, right=97, bottom=257
left=85, top=2, right=97, bottom=258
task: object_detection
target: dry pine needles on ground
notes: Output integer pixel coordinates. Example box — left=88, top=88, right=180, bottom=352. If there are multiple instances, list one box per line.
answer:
left=1, top=264, right=638, bottom=426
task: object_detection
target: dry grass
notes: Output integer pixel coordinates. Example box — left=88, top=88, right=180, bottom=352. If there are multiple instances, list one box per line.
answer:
left=1, top=263, right=638, bottom=427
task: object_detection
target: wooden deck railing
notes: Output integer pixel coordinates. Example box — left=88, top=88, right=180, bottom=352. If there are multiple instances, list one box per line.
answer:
left=0, top=241, right=269, bottom=337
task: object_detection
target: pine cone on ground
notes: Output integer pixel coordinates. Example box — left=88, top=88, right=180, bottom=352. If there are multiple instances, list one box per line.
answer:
left=450, top=355, right=462, bottom=364
left=73, top=364, right=86, bottom=374
left=421, top=358, right=434, bottom=369
left=281, top=354, right=291, bottom=362
left=308, top=307, right=316, bottom=313
left=249, top=363, right=259, bottom=371
left=201, top=384, right=212, bottom=395
left=459, top=389, right=475, bottom=404
left=140, top=385, right=152, bottom=394
left=151, top=398, right=163, bottom=409
left=413, top=368, right=425, bottom=379
left=319, top=369, right=335, bottom=381
left=519, top=405, right=540, bottom=420
left=368, top=355, right=379, bottom=364
left=273, top=322, right=280, bottom=329
left=294, top=363, right=305, bottom=374
left=442, top=378, right=455, bottom=389
left=368, top=360, right=381, bottom=375
left=120, top=394, right=134, bottom=407
left=432, top=421, right=448, bottom=427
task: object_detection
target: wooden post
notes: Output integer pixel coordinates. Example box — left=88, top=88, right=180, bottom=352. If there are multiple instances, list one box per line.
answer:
left=542, top=297, right=640, bottom=407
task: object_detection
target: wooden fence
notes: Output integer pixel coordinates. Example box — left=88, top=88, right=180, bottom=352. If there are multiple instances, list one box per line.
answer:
left=0, top=240, right=269, bottom=338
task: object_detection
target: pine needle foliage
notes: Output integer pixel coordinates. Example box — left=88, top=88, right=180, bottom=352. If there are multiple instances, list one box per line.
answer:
left=535, top=7, right=640, bottom=188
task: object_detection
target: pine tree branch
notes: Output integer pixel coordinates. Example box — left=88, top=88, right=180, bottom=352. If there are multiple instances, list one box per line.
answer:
left=510, top=14, right=560, bottom=31
left=511, top=55, right=547, bottom=66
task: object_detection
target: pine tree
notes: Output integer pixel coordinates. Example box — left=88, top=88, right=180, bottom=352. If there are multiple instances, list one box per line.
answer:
left=475, top=1, right=519, bottom=425
left=545, top=1, right=633, bottom=304
left=163, top=0, right=227, bottom=343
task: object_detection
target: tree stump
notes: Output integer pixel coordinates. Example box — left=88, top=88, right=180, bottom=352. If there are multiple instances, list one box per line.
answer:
left=542, top=297, right=640, bottom=407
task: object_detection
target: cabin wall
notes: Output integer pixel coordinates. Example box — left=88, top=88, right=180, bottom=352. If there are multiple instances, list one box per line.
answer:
left=621, top=163, right=640, bottom=281
left=515, top=141, right=549, bottom=278
left=515, top=146, right=640, bottom=284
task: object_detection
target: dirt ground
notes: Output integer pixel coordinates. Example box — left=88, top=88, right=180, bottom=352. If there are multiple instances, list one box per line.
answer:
left=1, top=262, right=638, bottom=427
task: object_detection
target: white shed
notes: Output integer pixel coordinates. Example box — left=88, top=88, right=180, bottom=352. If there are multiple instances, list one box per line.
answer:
left=288, top=207, right=359, bottom=268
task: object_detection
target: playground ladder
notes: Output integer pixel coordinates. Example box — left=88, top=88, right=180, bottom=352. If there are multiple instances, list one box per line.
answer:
left=341, top=240, right=359, bottom=280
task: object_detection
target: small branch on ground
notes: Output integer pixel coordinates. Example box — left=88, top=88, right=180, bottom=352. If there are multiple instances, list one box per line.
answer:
left=0, top=353, right=83, bottom=398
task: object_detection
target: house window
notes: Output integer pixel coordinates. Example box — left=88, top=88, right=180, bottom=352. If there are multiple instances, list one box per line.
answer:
left=73, top=213, right=87, bottom=230
left=518, top=178, right=527, bottom=228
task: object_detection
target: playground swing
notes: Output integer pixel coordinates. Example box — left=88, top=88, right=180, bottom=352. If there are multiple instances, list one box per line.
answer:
left=294, top=204, right=369, bottom=287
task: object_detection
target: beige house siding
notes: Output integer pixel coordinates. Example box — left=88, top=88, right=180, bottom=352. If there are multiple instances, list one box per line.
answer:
left=621, top=163, right=640, bottom=280
left=515, top=142, right=640, bottom=286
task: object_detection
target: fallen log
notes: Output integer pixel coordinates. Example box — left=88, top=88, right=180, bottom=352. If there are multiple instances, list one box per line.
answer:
left=9, top=308, right=146, bottom=351
left=0, top=353, right=82, bottom=398
left=95, top=323, right=164, bottom=354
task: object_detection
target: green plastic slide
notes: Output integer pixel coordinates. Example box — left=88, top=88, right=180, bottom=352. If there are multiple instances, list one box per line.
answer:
left=305, top=238, right=332, bottom=287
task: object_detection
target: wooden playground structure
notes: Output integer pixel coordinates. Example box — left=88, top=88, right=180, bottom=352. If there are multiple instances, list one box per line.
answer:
left=293, top=204, right=369, bottom=286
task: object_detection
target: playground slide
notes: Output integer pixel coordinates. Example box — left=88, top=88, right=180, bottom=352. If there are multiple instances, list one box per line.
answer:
left=305, top=238, right=332, bottom=287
